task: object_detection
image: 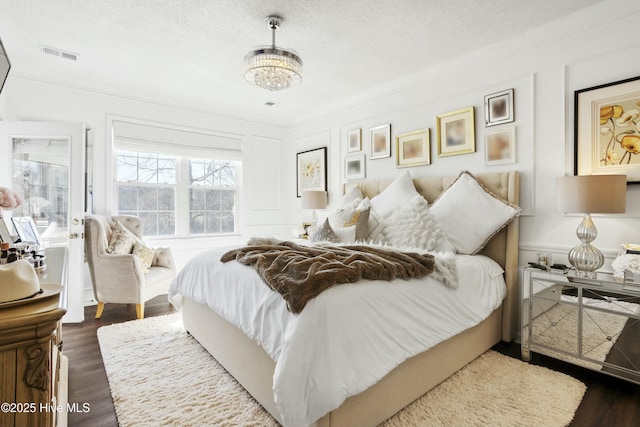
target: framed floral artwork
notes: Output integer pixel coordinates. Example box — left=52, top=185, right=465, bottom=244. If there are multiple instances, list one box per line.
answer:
left=575, top=75, right=640, bottom=182
left=345, top=153, right=366, bottom=180
left=370, top=123, right=391, bottom=159
left=296, top=147, right=327, bottom=197
left=347, top=128, right=362, bottom=153
left=485, top=127, right=516, bottom=166
left=436, top=107, right=475, bottom=157
left=484, top=89, right=514, bottom=127
left=396, top=129, right=430, bottom=168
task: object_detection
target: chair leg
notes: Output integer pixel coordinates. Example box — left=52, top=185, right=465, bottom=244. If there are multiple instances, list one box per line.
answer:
left=136, top=303, right=144, bottom=320
left=95, top=302, right=105, bottom=319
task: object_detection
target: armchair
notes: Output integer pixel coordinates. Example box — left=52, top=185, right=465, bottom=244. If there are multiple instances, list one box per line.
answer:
left=84, top=215, right=176, bottom=319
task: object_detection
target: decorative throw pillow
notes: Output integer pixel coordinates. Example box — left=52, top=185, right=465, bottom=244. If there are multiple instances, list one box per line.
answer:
left=430, top=171, right=519, bottom=255
left=337, top=187, right=363, bottom=209
left=380, top=195, right=447, bottom=251
left=369, top=172, right=420, bottom=218
left=310, top=218, right=339, bottom=243
left=107, top=220, right=138, bottom=255
left=333, top=225, right=357, bottom=243
left=132, top=240, right=155, bottom=271
left=331, top=206, right=370, bottom=241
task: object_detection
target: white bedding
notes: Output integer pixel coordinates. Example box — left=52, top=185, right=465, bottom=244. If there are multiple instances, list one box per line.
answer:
left=168, top=245, right=506, bottom=427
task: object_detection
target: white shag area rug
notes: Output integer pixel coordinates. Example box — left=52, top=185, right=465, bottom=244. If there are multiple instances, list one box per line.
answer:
left=523, top=296, right=639, bottom=371
left=98, top=313, right=586, bottom=427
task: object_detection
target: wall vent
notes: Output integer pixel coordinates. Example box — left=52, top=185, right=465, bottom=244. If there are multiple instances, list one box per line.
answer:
left=40, top=45, right=78, bottom=61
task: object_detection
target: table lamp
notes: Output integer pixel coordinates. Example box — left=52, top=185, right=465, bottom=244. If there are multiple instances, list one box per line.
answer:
left=556, top=175, right=626, bottom=278
left=301, top=190, right=327, bottom=229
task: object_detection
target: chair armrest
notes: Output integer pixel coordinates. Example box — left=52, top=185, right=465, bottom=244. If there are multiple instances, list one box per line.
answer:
left=152, top=246, right=176, bottom=272
left=96, top=253, right=146, bottom=283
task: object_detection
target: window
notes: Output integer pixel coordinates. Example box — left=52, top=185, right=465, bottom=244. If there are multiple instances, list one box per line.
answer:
left=115, top=150, right=240, bottom=237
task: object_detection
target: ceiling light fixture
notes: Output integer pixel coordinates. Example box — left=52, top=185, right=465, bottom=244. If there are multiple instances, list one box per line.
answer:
left=244, top=15, right=302, bottom=91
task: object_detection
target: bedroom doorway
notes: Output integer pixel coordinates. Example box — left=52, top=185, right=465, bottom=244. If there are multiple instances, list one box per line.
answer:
left=0, top=121, right=86, bottom=322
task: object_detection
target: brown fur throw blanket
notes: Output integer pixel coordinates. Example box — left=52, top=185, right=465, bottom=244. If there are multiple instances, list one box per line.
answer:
left=220, top=241, right=443, bottom=314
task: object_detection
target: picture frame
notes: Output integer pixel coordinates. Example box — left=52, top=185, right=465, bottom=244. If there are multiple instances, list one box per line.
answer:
left=345, top=153, right=366, bottom=180
left=396, top=129, right=430, bottom=168
left=347, top=128, right=362, bottom=153
left=484, top=89, right=514, bottom=127
left=11, top=216, right=42, bottom=246
left=575, top=75, right=640, bottom=183
left=485, top=127, right=516, bottom=166
left=436, top=107, right=475, bottom=157
left=370, top=123, right=391, bottom=159
left=296, top=147, right=328, bottom=198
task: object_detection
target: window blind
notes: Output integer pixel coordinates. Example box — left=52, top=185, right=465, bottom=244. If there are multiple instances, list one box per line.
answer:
left=112, top=120, right=243, bottom=160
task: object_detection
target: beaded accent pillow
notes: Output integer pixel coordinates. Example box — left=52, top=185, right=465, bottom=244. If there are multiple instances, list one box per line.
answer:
left=310, top=218, right=339, bottom=243
left=107, top=220, right=138, bottom=255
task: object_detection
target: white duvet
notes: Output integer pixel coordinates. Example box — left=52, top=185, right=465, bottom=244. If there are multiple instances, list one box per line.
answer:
left=168, top=245, right=506, bottom=426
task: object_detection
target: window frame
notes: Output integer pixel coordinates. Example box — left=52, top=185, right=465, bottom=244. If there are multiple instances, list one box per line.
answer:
left=113, top=151, right=241, bottom=238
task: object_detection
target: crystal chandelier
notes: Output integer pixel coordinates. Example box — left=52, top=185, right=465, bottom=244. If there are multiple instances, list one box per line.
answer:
left=244, top=16, right=303, bottom=91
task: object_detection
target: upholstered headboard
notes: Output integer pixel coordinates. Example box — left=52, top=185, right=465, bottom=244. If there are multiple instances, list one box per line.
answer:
left=345, top=171, right=520, bottom=342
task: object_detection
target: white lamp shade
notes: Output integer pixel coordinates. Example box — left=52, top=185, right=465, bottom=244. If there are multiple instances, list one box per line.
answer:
left=556, top=175, right=626, bottom=214
left=301, top=191, right=327, bottom=210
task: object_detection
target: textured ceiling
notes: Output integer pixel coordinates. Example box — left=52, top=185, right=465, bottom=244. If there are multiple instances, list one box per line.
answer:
left=0, top=0, right=603, bottom=127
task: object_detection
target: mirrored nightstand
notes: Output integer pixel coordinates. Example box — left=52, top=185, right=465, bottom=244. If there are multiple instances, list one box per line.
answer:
left=521, top=268, right=640, bottom=384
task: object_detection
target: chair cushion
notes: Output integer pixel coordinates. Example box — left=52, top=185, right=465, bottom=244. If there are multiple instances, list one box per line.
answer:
left=132, top=241, right=155, bottom=270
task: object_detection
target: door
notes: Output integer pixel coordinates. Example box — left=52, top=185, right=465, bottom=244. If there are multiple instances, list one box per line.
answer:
left=0, top=121, right=85, bottom=322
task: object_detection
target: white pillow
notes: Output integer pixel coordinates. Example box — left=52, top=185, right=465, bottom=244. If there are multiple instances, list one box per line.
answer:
left=380, top=195, right=447, bottom=251
left=337, top=187, right=363, bottom=209
left=370, top=172, right=420, bottom=218
left=333, top=225, right=357, bottom=243
left=430, top=171, right=519, bottom=255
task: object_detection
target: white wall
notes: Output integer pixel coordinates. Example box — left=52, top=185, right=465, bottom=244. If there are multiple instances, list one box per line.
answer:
left=0, top=77, right=291, bottom=302
left=288, top=0, right=640, bottom=271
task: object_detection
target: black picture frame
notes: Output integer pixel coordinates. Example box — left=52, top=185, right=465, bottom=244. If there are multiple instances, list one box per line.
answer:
left=574, top=75, right=640, bottom=183
left=296, top=147, right=328, bottom=198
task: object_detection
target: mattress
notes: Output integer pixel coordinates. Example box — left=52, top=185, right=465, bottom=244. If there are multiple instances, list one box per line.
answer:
left=169, top=245, right=506, bottom=426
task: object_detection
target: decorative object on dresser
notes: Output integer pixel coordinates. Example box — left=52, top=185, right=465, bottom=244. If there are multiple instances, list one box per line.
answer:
left=0, top=186, right=23, bottom=244
left=84, top=215, right=176, bottom=320
left=522, top=268, right=640, bottom=384
left=244, top=15, right=303, bottom=91
left=436, top=107, right=475, bottom=157
left=612, top=243, right=640, bottom=282
left=296, top=147, right=327, bottom=197
left=575, top=75, right=640, bottom=182
left=0, top=259, right=66, bottom=427
left=485, top=127, right=516, bottom=166
left=370, top=123, right=391, bottom=159
left=556, top=175, right=626, bottom=278
left=395, top=128, right=430, bottom=168
left=300, top=190, right=327, bottom=233
left=484, top=88, right=514, bottom=127
left=344, top=153, right=366, bottom=180
left=347, top=128, right=362, bottom=153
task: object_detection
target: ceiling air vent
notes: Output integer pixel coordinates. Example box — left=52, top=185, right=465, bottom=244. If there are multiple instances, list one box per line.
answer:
left=40, top=45, right=78, bottom=61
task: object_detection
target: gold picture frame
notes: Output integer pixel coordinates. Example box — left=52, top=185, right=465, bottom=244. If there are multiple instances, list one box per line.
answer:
left=396, top=129, right=430, bottom=168
left=436, top=107, right=475, bottom=157
left=347, top=128, right=362, bottom=153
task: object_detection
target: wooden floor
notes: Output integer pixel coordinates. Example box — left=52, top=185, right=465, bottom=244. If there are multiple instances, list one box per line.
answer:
left=64, top=296, right=640, bottom=427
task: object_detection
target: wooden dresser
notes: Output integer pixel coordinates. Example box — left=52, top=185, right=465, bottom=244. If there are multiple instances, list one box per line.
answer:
left=0, top=248, right=68, bottom=427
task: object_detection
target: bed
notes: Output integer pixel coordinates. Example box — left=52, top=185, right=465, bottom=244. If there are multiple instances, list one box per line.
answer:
left=171, top=171, right=520, bottom=427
